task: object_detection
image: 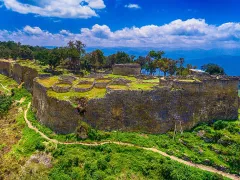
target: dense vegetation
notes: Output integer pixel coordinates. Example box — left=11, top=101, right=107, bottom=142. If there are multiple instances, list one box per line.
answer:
left=0, top=94, right=12, bottom=117
left=201, top=63, right=225, bottom=75
left=27, top=106, right=240, bottom=175
left=0, top=41, right=209, bottom=76
left=0, top=75, right=230, bottom=179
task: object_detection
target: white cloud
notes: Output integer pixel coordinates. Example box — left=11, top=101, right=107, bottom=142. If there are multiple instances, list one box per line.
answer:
left=125, top=3, right=141, bottom=9
left=0, top=19, right=240, bottom=49
left=2, top=0, right=106, bottom=18
left=23, top=26, right=44, bottom=35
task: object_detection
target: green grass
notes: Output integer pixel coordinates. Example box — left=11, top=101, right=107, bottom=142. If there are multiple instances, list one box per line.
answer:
left=27, top=106, right=240, bottom=175
left=0, top=74, right=233, bottom=179
left=47, top=88, right=107, bottom=101
left=37, top=76, right=59, bottom=88
left=107, top=84, right=129, bottom=90
left=142, top=79, right=159, bottom=83
left=17, top=60, right=47, bottom=73
left=74, top=84, right=92, bottom=89
left=48, top=144, right=227, bottom=180
left=129, top=82, right=157, bottom=90
left=0, top=74, right=238, bottom=179
left=0, top=74, right=18, bottom=93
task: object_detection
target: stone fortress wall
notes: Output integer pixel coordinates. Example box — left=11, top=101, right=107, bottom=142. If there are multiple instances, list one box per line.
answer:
left=0, top=60, right=239, bottom=134
left=112, top=63, right=141, bottom=76
left=0, top=60, right=39, bottom=92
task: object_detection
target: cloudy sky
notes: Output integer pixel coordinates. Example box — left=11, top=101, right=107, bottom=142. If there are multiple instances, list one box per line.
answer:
left=0, top=0, right=239, bottom=49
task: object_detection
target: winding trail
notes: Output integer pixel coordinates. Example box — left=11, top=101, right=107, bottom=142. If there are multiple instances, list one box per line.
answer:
left=24, top=102, right=239, bottom=180
left=0, top=82, right=10, bottom=92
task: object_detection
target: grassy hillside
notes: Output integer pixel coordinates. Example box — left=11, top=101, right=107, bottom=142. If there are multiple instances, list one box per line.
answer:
left=0, top=74, right=237, bottom=179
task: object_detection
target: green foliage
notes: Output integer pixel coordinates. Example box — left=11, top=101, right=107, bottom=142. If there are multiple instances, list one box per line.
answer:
left=213, top=120, right=228, bottom=130
left=0, top=94, right=12, bottom=116
left=201, top=63, right=225, bottom=75
left=48, top=144, right=226, bottom=180
left=88, top=49, right=105, bottom=71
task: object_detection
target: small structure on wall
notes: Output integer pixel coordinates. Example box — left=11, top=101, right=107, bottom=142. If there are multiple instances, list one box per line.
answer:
left=112, top=63, right=141, bottom=76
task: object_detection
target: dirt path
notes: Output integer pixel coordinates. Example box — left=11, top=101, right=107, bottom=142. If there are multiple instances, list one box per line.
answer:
left=0, top=82, right=10, bottom=93
left=24, top=102, right=239, bottom=180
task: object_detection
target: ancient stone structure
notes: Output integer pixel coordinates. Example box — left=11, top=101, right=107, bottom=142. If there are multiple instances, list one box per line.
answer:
left=0, top=60, right=39, bottom=92
left=112, top=63, right=141, bottom=76
left=0, top=60, right=239, bottom=134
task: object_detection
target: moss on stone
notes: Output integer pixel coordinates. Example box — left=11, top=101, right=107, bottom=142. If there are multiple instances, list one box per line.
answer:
left=129, top=83, right=157, bottom=90
left=17, top=60, right=47, bottom=73
left=0, top=74, right=18, bottom=93
left=47, top=88, right=107, bottom=100
left=37, top=76, right=59, bottom=88
left=107, top=85, right=129, bottom=90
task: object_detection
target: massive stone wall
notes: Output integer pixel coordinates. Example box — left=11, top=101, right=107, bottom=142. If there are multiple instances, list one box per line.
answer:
left=32, top=77, right=239, bottom=134
left=0, top=60, right=239, bottom=134
left=0, top=60, right=39, bottom=92
left=32, top=80, right=80, bottom=134
left=0, top=60, right=12, bottom=76
left=83, top=79, right=238, bottom=133
left=113, top=64, right=141, bottom=76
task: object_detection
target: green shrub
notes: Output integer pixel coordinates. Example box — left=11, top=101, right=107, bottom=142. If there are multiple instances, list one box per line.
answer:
left=0, top=94, right=12, bottom=116
left=213, top=121, right=228, bottom=130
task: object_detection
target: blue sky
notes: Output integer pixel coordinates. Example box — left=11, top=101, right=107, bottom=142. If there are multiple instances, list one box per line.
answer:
left=0, top=0, right=239, bottom=49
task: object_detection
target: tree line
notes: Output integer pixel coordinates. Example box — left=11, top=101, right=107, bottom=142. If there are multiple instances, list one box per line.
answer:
left=0, top=41, right=225, bottom=76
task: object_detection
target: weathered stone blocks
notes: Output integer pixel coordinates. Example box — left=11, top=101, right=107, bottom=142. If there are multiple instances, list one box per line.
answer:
left=113, top=63, right=141, bottom=76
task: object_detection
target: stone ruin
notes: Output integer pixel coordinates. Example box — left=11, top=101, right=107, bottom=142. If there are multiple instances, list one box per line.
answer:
left=0, top=60, right=239, bottom=135
left=112, top=63, right=141, bottom=76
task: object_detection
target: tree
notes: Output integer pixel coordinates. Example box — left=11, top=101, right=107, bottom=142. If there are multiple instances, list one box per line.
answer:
left=149, top=50, right=165, bottom=60
left=48, top=48, right=62, bottom=70
left=89, top=49, right=105, bottom=72
left=156, top=58, right=171, bottom=76
left=145, top=56, right=157, bottom=75
left=106, top=54, right=116, bottom=68
left=201, top=63, right=225, bottom=75
left=66, top=40, right=86, bottom=72
left=115, top=51, right=132, bottom=64
left=136, top=56, right=147, bottom=70
left=34, top=49, right=51, bottom=65
left=168, top=60, right=178, bottom=76
left=19, top=46, right=34, bottom=60
left=178, top=58, right=185, bottom=76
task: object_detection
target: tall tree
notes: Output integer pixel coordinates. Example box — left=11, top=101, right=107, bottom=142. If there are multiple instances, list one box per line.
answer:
left=156, top=58, right=171, bottom=76
left=201, top=63, right=225, bottom=75
left=136, top=56, right=147, bottom=70
left=168, top=60, right=178, bottom=76
left=66, top=40, right=86, bottom=72
left=89, top=49, right=105, bottom=72
left=178, top=57, right=185, bottom=76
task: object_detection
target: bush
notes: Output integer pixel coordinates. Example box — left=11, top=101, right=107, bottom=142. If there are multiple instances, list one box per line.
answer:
left=0, top=94, right=12, bottom=117
left=213, top=121, right=228, bottom=130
